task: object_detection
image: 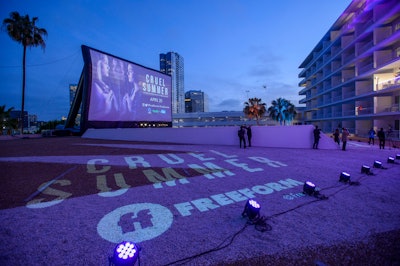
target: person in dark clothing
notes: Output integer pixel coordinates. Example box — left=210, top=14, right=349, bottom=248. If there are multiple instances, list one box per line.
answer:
left=341, top=128, right=350, bottom=151
left=333, top=128, right=340, bottom=146
left=238, top=126, right=246, bottom=149
left=377, top=128, right=385, bottom=149
left=368, top=128, right=376, bottom=145
left=313, top=126, right=321, bottom=149
left=246, top=126, right=252, bottom=147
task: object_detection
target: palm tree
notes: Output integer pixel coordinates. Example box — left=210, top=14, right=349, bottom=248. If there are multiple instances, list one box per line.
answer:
left=243, top=97, right=266, bottom=125
left=2, top=11, right=47, bottom=134
left=267, top=98, right=297, bottom=125
left=0, top=105, right=18, bottom=135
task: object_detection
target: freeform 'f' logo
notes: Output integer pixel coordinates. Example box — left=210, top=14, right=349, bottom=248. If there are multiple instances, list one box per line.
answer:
left=97, top=203, right=173, bottom=243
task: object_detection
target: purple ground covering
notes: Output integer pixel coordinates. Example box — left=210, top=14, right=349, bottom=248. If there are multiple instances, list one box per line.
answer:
left=0, top=135, right=399, bottom=265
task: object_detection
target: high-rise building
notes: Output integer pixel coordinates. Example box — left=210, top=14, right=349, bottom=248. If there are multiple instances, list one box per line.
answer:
left=185, top=90, right=205, bottom=113
left=69, top=84, right=81, bottom=126
left=69, top=84, right=78, bottom=106
left=298, top=0, right=400, bottom=139
left=160, top=52, right=185, bottom=113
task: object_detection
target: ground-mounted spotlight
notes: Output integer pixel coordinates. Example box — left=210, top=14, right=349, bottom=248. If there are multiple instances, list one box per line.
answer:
left=242, top=199, right=261, bottom=220
left=361, top=165, right=371, bottom=174
left=109, top=241, right=139, bottom=266
left=373, top=160, right=383, bottom=168
left=396, top=154, right=400, bottom=160
left=339, top=172, right=351, bottom=183
left=388, top=157, right=395, bottom=164
left=303, top=181, right=316, bottom=196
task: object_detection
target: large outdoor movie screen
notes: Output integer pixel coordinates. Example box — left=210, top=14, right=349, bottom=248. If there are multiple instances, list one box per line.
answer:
left=82, top=46, right=172, bottom=127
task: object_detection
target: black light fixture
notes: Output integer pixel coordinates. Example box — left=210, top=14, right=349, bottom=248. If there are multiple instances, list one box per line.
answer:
left=109, top=241, right=140, bottom=266
left=303, top=181, right=316, bottom=196
left=387, top=157, right=395, bottom=164
left=339, top=172, right=351, bottom=183
left=396, top=154, right=400, bottom=160
left=361, top=165, right=371, bottom=174
left=242, top=199, right=261, bottom=220
left=373, top=160, right=383, bottom=168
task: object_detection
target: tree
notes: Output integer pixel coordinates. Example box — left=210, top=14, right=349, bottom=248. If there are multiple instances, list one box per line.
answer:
left=39, top=119, right=64, bottom=131
left=243, top=97, right=266, bottom=125
left=0, top=105, right=18, bottom=135
left=2, top=11, right=47, bottom=134
left=267, top=98, right=297, bottom=125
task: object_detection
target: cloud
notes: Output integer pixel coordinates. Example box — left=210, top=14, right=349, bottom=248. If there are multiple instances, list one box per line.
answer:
left=212, top=98, right=243, bottom=112
left=247, top=64, right=280, bottom=78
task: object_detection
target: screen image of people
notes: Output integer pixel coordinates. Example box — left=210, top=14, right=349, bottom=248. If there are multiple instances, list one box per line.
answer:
left=87, top=48, right=172, bottom=122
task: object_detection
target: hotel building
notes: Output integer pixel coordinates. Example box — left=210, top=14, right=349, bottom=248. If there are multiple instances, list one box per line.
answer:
left=160, top=52, right=185, bottom=114
left=298, top=0, right=400, bottom=139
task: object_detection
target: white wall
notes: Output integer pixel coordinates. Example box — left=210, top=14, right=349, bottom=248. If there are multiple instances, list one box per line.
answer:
left=82, top=125, right=337, bottom=149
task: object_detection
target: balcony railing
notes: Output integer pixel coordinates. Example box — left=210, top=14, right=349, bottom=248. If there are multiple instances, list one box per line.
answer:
left=357, top=40, right=374, bottom=55
left=384, top=104, right=399, bottom=112
left=358, top=62, right=374, bottom=74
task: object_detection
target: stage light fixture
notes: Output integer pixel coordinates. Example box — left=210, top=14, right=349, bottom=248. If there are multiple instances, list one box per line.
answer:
left=373, top=161, right=382, bottom=168
left=388, top=157, right=395, bottom=164
left=242, top=199, right=261, bottom=220
left=396, top=154, right=400, bottom=160
left=303, top=181, right=316, bottom=196
left=339, top=172, right=351, bottom=183
left=110, top=241, right=139, bottom=266
left=361, top=165, right=370, bottom=174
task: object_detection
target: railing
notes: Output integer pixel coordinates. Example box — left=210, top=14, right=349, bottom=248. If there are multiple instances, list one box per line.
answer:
left=376, top=78, right=400, bottom=90
left=355, top=107, right=373, bottom=116
left=358, top=62, right=374, bottom=74
left=357, top=40, right=374, bottom=55
left=343, top=91, right=355, bottom=98
left=385, top=104, right=399, bottom=112
left=355, top=19, right=374, bottom=36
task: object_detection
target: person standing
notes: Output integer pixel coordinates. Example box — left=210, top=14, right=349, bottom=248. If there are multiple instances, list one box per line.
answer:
left=238, top=126, right=246, bottom=149
left=377, top=127, right=385, bottom=149
left=313, top=126, right=321, bottom=149
left=333, top=128, right=340, bottom=146
left=341, top=128, right=350, bottom=151
left=368, top=128, right=376, bottom=145
left=246, top=125, right=252, bottom=147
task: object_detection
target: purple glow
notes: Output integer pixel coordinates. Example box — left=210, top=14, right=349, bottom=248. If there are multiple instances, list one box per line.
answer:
left=340, top=172, right=351, bottom=182
left=114, top=241, right=138, bottom=263
left=249, top=199, right=260, bottom=209
left=374, top=161, right=382, bottom=168
left=305, top=181, right=315, bottom=187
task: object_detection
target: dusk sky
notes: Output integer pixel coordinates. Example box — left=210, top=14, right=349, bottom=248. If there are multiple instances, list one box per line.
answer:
left=1, top=0, right=351, bottom=121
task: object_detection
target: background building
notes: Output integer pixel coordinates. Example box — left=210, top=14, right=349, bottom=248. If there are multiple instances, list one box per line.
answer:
left=69, top=84, right=78, bottom=106
left=298, top=0, right=400, bottom=139
left=160, top=52, right=185, bottom=114
left=172, top=109, right=304, bottom=127
left=173, top=111, right=259, bottom=127
left=185, top=90, right=205, bottom=113
left=69, top=84, right=81, bottom=127
left=10, top=110, right=28, bottom=129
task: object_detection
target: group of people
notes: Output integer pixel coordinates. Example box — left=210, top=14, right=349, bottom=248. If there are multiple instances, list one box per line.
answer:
left=314, top=126, right=351, bottom=150
left=238, top=125, right=252, bottom=149
left=323, top=126, right=391, bottom=150
left=367, top=127, right=390, bottom=149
